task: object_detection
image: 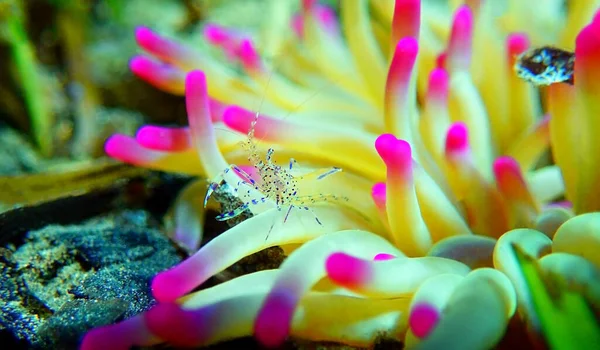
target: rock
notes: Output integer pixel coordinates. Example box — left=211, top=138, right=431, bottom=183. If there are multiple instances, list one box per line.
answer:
left=0, top=209, right=182, bottom=349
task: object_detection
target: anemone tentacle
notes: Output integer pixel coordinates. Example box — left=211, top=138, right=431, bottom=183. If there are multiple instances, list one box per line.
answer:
left=83, top=1, right=600, bottom=349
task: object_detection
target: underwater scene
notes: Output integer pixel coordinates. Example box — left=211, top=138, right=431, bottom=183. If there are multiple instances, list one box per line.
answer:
left=1, top=0, right=600, bottom=349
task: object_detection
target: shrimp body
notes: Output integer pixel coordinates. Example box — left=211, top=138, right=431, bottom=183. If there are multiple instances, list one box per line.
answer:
left=204, top=113, right=346, bottom=225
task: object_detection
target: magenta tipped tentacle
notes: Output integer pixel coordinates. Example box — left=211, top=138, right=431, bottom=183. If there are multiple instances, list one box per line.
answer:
left=136, top=126, right=192, bottom=152
left=238, top=39, right=264, bottom=74
left=185, top=70, right=229, bottom=178
left=371, top=182, right=387, bottom=209
left=146, top=295, right=266, bottom=347
left=410, top=269, right=516, bottom=349
left=371, top=182, right=389, bottom=228
left=384, top=37, right=419, bottom=141
left=222, top=106, right=280, bottom=141
left=436, top=52, right=447, bottom=69
left=253, top=288, right=297, bottom=348
left=375, top=134, right=413, bottom=178
left=105, top=134, right=163, bottom=166
left=105, top=133, right=203, bottom=174
left=445, top=5, right=473, bottom=73
left=324, top=252, right=469, bottom=297
left=129, top=56, right=186, bottom=95
left=326, top=252, right=372, bottom=288
left=444, top=122, right=470, bottom=155
left=427, top=68, right=450, bottom=105
left=409, top=303, right=440, bottom=338
left=373, top=253, right=396, bottom=261
left=80, top=315, right=159, bottom=350
left=443, top=122, right=511, bottom=237
left=290, top=13, right=304, bottom=38
left=254, top=230, right=402, bottom=347
left=567, top=12, right=600, bottom=213
left=375, top=134, right=432, bottom=256
left=421, top=68, right=451, bottom=164
left=152, top=207, right=368, bottom=302
left=493, top=156, right=539, bottom=227
left=202, top=22, right=245, bottom=61
left=203, top=23, right=232, bottom=45
left=145, top=303, right=204, bottom=347
left=391, top=0, right=421, bottom=46
left=135, top=26, right=200, bottom=70
left=507, top=33, right=530, bottom=61
left=303, top=1, right=339, bottom=34
left=404, top=273, right=464, bottom=346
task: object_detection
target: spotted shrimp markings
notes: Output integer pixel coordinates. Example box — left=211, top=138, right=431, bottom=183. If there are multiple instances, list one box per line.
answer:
left=203, top=60, right=349, bottom=235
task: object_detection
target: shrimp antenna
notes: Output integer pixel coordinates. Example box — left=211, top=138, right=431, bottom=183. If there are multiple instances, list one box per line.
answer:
left=248, top=49, right=280, bottom=145
left=249, top=48, right=354, bottom=147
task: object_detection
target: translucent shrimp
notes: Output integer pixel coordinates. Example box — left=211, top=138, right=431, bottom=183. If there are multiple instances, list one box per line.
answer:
left=203, top=110, right=348, bottom=228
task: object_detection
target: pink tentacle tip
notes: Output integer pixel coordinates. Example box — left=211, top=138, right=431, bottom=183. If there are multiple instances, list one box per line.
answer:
left=185, top=70, right=207, bottom=92
left=302, top=0, right=316, bottom=12
left=130, top=56, right=180, bottom=81
left=409, top=303, right=440, bottom=338
left=291, top=14, right=304, bottom=38
left=325, top=252, right=371, bottom=288
left=507, top=33, right=530, bottom=56
left=371, top=182, right=387, bottom=206
left=316, top=5, right=338, bottom=32
left=222, top=106, right=254, bottom=133
left=452, top=5, right=473, bottom=35
left=395, top=0, right=421, bottom=12
left=393, top=36, right=419, bottom=63
left=392, top=0, right=421, bottom=43
left=255, top=291, right=296, bottom=348
left=575, top=24, right=600, bottom=86
left=436, top=52, right=447, bottom=69
left=492, top=156, right=521, bottom=181
left=151, top=270, right=189, bottom=302
left=104, top=134, right=127, bottom=159
left=593, top=9, right=600, bottom=28
left=134, top=26, right=159, bottom=49
left=185, top=70, right=216, bottom=132
left=587, top=9, right=600, bottom=34
left=387, top=37, right=419, bottom=91
left=375, top=134, right=412, bottom=170
left=104, top=134, right=156, bottom=165
left=203, top=23, right=230, bottom=45
left=445, top=122, right=469, bottom=153
left=129, top=56, right=185, bottom=93
left=427, top=68, right=450, bottom=102
left=136, top=125, right=191, bottom=152
left=134, top=26, right=193, bottom=66
left=373, top=253, right=396, bottom=261
left=447, top=5, right=473, bottom=70
left=238, top=39, right=262, bottom=72
left=145, top=303, right=201, bottom=347
left=398, top=36, right=419, bottom=57
left=129, top=56, right=151, bottom=75
left=80, top=326, right=130, bottom=350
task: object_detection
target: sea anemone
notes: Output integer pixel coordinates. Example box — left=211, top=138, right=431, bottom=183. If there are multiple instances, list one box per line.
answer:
left=82, top=0, right=600, bottom=349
